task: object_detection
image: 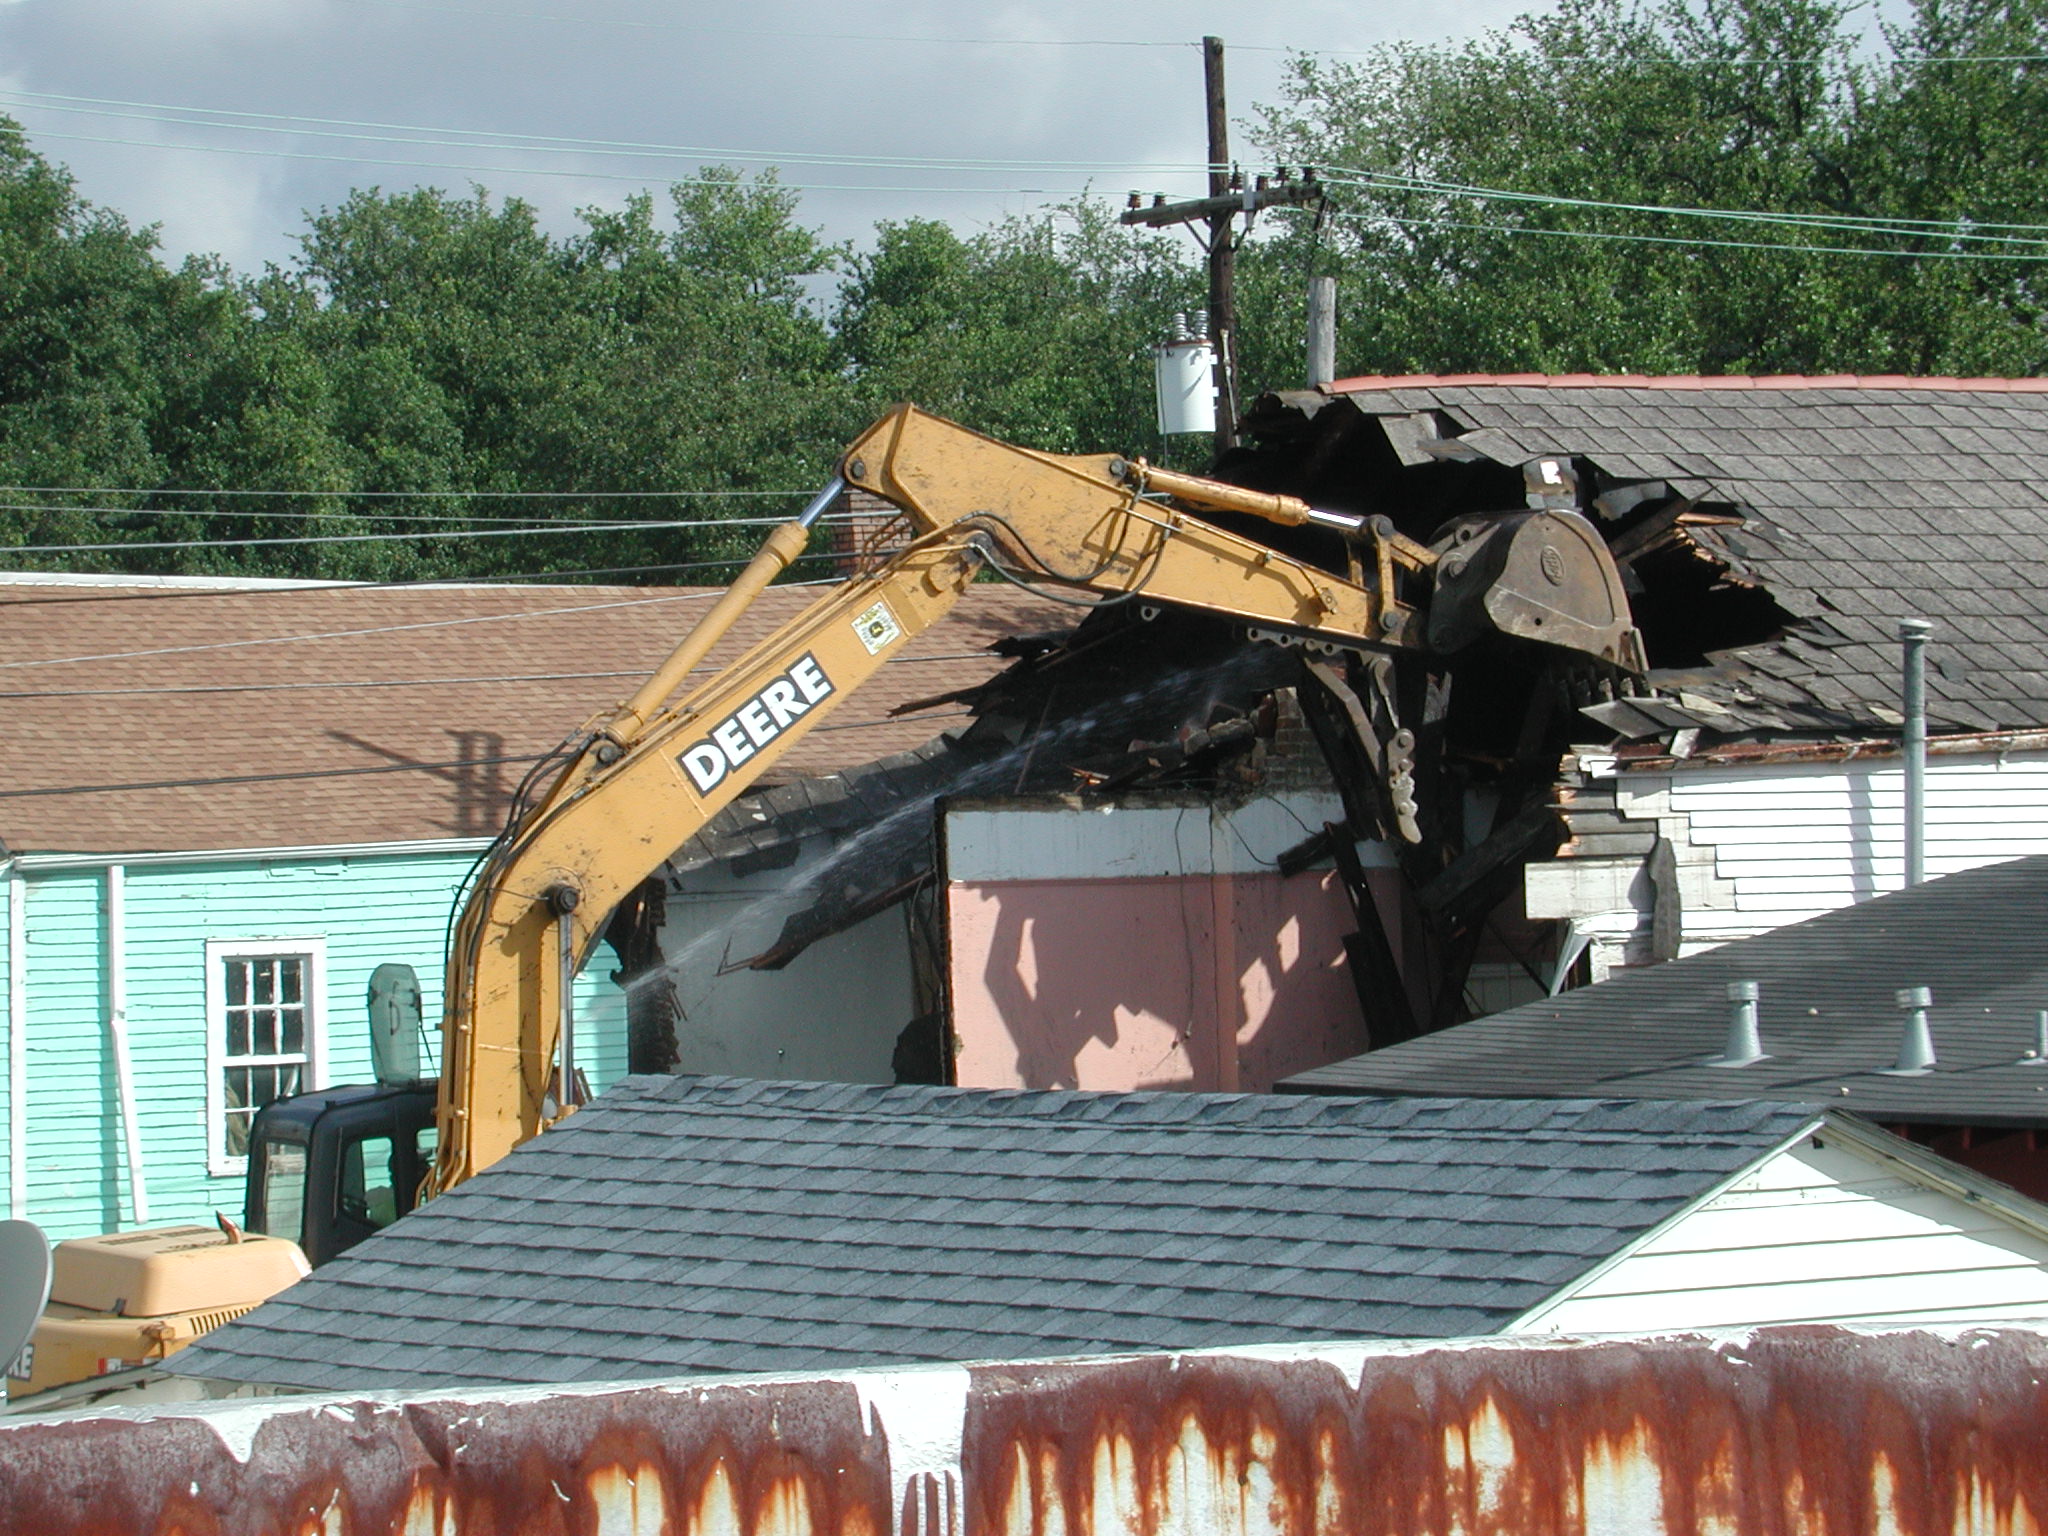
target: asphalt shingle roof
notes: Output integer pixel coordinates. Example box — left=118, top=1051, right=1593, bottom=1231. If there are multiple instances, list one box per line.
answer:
left=1324, top=375, right=2048, bottom=734
left=173, top=1079, right=1815, bottom=1391
left=0, top=577, right=1068, bottom=854
left=1285, top=854, right=2048, bottom=1125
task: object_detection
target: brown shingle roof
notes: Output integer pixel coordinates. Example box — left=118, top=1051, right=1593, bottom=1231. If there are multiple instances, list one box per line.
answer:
left=0, top=576, right=1065, bottom=855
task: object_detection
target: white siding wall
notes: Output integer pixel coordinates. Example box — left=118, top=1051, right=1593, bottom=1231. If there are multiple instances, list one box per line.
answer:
left=1528, top=747, right=2048, bottom=978
left=654, top=845, right=916, bottom=1084
left=1515, top=1136, right=2048, bottom=1336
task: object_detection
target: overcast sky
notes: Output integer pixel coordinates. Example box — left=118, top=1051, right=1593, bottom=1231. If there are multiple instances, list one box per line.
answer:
left=0, top=0, right=1544, bottom=278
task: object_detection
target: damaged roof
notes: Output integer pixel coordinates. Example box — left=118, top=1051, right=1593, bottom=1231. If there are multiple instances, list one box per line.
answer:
left=0, top=575, right=1068, bottom=854
left=1283, top=854, right=2048, bottom=1127
left=171, top=1079, right=1814, bottom=1391
left=1250, top=374, right=2048, bottom=737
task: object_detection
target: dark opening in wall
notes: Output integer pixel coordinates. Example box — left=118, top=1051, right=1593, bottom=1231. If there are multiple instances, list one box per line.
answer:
left=1626, top=533, right=1799, bottom=670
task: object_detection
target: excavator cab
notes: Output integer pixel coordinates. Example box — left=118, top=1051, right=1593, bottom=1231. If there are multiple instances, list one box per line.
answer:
left=243, top=1082, right=437, bottom=1268
left=243, top=961, right=438, bottom=1268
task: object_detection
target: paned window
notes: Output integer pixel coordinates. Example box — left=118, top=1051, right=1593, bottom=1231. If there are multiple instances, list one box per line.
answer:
left=205, top=940, right=325, bottom=1175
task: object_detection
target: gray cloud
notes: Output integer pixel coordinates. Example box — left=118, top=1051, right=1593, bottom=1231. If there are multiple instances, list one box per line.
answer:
left=0, top=0, right=1537, bottom=274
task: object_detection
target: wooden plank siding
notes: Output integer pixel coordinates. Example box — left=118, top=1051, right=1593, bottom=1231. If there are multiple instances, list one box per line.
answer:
left=0, top=849, right=629, bottom=1240
left=1532, top=747, right=2048, bottom=976
left=1514, top=1136, right=2048, bottom=1335
left=1654, top=751, right=2048, bottom=922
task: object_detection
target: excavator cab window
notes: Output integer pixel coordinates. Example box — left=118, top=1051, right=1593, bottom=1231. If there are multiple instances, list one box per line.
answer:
left=339, top=1134, right=400, bottom=1231
left=251, top=1132, right=309, bottom=1250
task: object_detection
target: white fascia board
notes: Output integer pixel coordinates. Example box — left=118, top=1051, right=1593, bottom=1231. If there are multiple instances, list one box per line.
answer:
left=9, top=837, right=495, bottom=872
left=943, top=792, right=1372, bottom=882
left=1502, top=1112, right=1827, bottom=1336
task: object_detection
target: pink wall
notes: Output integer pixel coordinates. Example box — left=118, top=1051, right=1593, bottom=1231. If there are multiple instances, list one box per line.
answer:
left=947, top=870, right=1367, bottom=1092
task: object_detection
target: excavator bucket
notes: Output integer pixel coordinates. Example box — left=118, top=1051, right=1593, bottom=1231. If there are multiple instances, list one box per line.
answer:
left=1425, top=509, right=1647, bottom=673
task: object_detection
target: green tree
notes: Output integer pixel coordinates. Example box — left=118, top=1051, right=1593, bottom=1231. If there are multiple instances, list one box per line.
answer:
left=837, top=203, right=1203, bottom=459
left=272, top=173, right=853, bottom=581
left=562, top=174, right=855, bottom=574
left=1247, top=0, right=2048, bottom=378
left=0, top=119, right=184, bottom=561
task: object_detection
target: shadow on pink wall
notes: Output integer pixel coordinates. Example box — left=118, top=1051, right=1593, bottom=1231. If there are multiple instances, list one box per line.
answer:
left=948, top=871, right=1367, bottom=1092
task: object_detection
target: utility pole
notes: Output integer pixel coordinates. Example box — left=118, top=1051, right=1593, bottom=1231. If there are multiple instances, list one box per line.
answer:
left=1306, top=275, right=1337, bottom=388
left=1203, top=35, right=1235, bottom=452
left=1121, top=35, right=1321, bottom=458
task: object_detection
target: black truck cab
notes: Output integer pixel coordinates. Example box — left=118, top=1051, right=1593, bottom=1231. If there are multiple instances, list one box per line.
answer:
left=243, top=1081, right=438, bottom=1268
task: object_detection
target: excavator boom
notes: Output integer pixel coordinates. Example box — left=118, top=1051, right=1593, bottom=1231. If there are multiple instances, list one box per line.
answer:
left=415, top=405, right=1644, bottom=1193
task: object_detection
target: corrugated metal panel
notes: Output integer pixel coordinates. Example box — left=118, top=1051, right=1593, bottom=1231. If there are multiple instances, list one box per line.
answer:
left=5, top=1326, right=2047, bottom=1534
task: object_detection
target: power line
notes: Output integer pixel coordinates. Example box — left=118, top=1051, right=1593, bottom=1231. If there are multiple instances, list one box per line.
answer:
left=301, top=7, right=2048, bottom=65
left=352, top=3, right=1188, bottom=49
left=0, top=707, right=974, bottom=800
left=1325, top=206, right=2048, bottom=261
left=0, top=567, right=846, bottom=608
left=23, top=128, right=1093, bottom=197
left=1321, top=167, right=2048, bottom=243
left=0, top=484, right=811, bottom=498
left=0, top=89, right=1208, bottom=177
left=0, top=569, right=873, bottom=669
left=1484, top=50, right=2048, bottom=67
left=1, top=515, right=855, bottom=555
left=0, top=653, right=1007, bottom=702
left=0, top=501, right=858, bottom=527
left=0, top=586, right=790, bottom=671
left=0, top=752, right=553, bottom=800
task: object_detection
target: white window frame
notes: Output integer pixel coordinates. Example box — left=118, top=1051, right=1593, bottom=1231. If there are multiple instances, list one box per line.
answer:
left=204, top=938, right=328, bottom=1178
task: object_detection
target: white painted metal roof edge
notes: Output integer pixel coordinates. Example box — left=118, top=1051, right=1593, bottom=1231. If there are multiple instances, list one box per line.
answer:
left=1816, top=1110, right=2048, bottom=1246
left=1572, top=729, right=2048, bottom=779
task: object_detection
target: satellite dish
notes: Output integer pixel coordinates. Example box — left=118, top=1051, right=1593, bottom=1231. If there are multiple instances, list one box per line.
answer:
left=0, top=1220, right=52, bottom=1379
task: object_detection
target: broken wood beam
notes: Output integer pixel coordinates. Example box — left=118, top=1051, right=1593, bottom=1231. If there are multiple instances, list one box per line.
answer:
left=1416, top=802, right=1561, bottom=916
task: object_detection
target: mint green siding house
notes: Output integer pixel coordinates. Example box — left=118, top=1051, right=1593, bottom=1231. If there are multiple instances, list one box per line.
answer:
left=0, top=842, right=629, bottom=1240
left=0, top=574, right=698, bottom=1243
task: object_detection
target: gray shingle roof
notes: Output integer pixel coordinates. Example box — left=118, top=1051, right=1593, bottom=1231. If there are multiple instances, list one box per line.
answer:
left=173, top=1081, right=1815, bottom=1391
left=1285, top=855, right=2048, bottom=1124
left=1324, top=378, right=2048, bottom=734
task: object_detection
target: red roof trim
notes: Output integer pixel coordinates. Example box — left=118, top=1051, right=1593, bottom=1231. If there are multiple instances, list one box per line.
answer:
left=1325, top=372, right=2048, bottom=393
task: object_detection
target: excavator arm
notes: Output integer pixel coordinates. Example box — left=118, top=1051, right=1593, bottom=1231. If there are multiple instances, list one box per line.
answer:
left=426, top=404, right=1642, bottom=1193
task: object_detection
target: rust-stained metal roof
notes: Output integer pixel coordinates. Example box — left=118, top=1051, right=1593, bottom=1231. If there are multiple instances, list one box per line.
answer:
left=0, top=576, right=1070, bottom=855
left=5, top=1324, right=2047, bottom=1534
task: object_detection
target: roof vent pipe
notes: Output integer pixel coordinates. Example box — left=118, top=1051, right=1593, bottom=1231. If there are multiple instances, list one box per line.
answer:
left=2021, top=1011, right=2048, bottom=1067
left=1900, top=619, right=1932, bottom=887
left=1706, top=980, right=1767, bottom=1067
left=1881, top=985, right=1937, bottom=1075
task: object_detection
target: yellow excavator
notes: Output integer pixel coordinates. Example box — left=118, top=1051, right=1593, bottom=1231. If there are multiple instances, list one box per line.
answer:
left=14, top=405, right=1641, bottom=1399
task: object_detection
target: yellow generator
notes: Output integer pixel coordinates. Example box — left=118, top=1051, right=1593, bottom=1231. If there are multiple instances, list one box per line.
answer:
left=7, top=1224, right=308, bottom=1400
